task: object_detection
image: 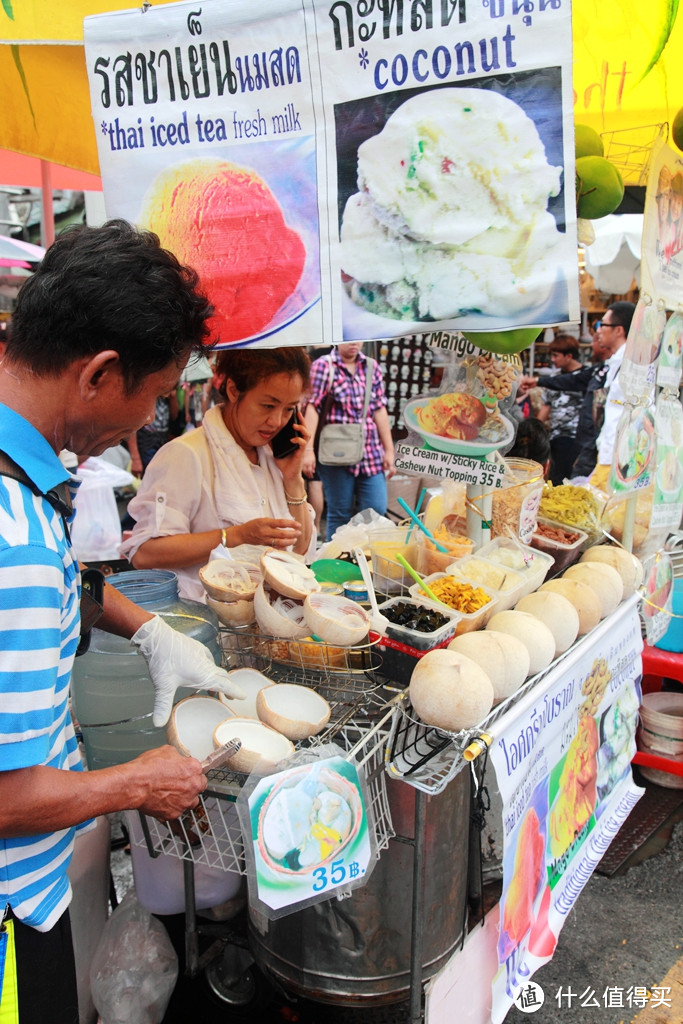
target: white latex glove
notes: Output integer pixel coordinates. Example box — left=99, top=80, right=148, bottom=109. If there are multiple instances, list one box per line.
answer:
left=130, top=615, right=246, bottom=727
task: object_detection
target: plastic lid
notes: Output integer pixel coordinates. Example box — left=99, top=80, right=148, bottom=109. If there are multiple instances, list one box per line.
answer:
left=312, top=559, right=362, bottom=584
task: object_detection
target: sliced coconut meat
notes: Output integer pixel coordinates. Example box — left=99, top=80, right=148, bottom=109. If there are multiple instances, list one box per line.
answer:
left=167, top=695, right=235, bottom=761
left=260, top=549, right=321, bottom=600
left=256, top=683, right=331, bottom=740
left=254, top=581, right=309, bottom=640
left=214, top=718, right=295, bottom=774
left=199, top=559, right=261, bottom=602
left=303, top=592, right=370, bottom=646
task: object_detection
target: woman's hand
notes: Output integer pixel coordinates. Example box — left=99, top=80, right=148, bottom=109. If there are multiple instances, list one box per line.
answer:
left=302, top=448, right=316, bottom=479
left=238, top=516, right=302, bottom=549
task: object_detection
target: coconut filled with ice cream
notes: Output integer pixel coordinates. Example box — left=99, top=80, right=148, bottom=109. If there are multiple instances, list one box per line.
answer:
left=139, top=157, right=306, bottom=343
left=339, top=87, right=563, bottom=322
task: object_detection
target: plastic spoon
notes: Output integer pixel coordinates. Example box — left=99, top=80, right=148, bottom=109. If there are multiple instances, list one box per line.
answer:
left=395, top=552, right=449, bottom=607
left=353, top=547, right=391, bottom=634
left=396, top=496, right=449, bottom=553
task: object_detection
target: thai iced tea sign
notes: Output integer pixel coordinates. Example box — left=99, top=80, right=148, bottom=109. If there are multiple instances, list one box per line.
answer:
left=85, top=0, right=579, bottom=347
left=488, top=601, right=644, bottom=1023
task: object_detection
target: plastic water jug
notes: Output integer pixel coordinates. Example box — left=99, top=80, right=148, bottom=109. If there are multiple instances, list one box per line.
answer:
left=71, top=569, right=220, bottom=769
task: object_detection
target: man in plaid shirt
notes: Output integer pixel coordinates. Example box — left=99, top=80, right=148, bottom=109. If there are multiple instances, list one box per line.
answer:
left=303, top=342, right=395, bottom=540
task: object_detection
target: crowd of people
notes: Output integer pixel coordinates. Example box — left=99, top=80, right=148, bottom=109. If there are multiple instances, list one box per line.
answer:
left=516, top=301, right=636, bottom=484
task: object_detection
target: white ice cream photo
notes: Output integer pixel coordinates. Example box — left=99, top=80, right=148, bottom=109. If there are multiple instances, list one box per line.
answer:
left=340, top=87, right=563, bottom=322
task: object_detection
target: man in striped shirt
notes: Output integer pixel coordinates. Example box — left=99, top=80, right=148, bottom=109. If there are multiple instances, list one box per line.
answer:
left=0, top=221, right=245, bottom=1023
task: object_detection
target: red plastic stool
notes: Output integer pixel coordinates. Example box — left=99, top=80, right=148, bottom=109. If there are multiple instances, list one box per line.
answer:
left=632, top=643, right=683, bottom=779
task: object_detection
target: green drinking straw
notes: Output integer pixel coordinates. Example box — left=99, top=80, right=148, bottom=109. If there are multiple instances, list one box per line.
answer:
left=395, top=552, right=448, bottom=606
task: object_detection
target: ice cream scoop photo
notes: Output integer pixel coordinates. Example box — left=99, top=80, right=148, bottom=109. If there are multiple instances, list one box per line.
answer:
left=339, top=85, right=564, bottom=327
left=139, top=150, right=317, bottom=345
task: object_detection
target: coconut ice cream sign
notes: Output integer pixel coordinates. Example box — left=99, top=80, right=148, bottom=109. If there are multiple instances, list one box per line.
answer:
left=85, top=0, right=578, bottom=347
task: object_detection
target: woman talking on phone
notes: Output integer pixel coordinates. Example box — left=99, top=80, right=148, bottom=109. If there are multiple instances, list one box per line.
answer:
left=121, top=347, right=316, bottom=602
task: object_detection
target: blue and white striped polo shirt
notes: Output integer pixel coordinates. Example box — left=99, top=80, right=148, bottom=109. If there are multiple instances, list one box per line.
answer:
left=0, top=404, right=88, bottom=932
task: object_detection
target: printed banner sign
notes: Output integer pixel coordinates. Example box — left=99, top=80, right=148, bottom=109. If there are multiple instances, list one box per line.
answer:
left=488, top=602, right=644, bottom=1023
left=237, top=754, right=374, bottom=917
left=84, top=0, right=580, bottom=348
left=640, top=138, right=683, bottom=312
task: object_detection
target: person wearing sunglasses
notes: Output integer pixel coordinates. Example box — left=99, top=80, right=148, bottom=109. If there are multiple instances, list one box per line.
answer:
left=589, top=301, right=636, bottom=491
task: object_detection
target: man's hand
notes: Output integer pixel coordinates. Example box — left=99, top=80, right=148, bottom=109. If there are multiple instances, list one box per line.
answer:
left=131, top=746, right=207, bottom=819
left=130, top=615, right=245, bottom=727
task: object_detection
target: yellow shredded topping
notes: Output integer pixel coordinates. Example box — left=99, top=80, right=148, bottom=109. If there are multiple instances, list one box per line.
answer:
left=538, top=483, right=602, bottom=530
left=428, top=576, right=491, bottom=614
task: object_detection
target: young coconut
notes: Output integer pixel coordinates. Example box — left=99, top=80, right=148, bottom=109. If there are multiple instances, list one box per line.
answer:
left=254, top=581, right=309, bottom=640
left=218, top=668, right=274, bottom=719
left=448, top=630, right=530, bottom=703
left=199, top=559, right=261, bottom=602
left=214, top=717, right=295, bottom=775
left=486, top=610, right=556, bottom=677
left=579, top=545, right=643, bottom=598
left=563, top=561, right=623, bottom=618
left=206, top=594, right=256, bottom=627
left=303, top=592, right=370, bottom=646
left=409, top=648, right=494, bottom=732
left=514, top=591, right=580, bottom=656
left=167, top=695, right=235, bottom=762
left=539, top=579, right=601, bottom=635
left=256, top=683, right=331, bottom=741
left=260, top=549, right=320, bottom=600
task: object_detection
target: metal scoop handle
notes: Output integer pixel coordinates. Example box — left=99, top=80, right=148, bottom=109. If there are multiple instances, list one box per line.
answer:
left=201, top=738, right=241, bottom=773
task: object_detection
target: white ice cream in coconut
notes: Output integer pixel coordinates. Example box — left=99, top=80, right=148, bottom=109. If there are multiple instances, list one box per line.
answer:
left=340, top=87, right=563, bottom=321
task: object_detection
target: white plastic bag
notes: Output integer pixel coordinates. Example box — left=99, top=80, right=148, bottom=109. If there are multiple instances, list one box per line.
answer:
left=90, top=892, right=178, bottom=1024
left=72, top=457, right=134, bottom=561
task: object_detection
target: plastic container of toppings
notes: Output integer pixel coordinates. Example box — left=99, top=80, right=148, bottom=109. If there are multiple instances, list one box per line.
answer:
left=491, top=457, right=545, bottom=545
left=413, top=533, right=475, bottom=578
left=376, top=597, right=461, bottom=651
left=530, top=518, right=588, bottom=574
left=408, top=573, right=498, bottom=634
left=446, top=555, right=526, bottom=611
left=475, top=537, right=554, bottom=597
left=368, top=633, right=442, bottom=687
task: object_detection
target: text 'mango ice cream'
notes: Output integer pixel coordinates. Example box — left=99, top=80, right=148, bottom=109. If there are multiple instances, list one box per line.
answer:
left=340, top=88, right=563, bottom=322
left=140, top=158, right=306, bottom=343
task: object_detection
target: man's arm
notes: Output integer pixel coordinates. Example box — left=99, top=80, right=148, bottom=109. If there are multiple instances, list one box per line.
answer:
left=0, top=747, right=206, bottom=837
left=527, top=365, right=593, bottom=394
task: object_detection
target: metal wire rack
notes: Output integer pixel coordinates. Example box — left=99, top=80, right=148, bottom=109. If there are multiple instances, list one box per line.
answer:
left=385, top=646, right=578, bottom=795
left=133, top=631, right=398, bottom=873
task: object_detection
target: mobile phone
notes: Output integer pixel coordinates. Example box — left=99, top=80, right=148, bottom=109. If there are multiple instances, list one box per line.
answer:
left=271, top=410, right=299, bottom=459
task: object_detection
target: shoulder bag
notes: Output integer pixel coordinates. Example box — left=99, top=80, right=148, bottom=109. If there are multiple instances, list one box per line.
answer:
left=315, top=355, right=375, bottom=466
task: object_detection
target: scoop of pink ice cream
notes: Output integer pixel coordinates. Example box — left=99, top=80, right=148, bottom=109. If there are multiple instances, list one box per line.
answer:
left=140, top=158, right=306, bottom=343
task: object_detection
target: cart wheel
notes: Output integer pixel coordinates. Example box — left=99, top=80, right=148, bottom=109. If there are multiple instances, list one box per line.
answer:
left=203, top=944, right=274, bottom=1012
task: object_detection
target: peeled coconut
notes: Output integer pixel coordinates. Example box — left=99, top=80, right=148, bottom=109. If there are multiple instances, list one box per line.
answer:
left=260, top=549, right=320, bottom=600
left=256, top=683, right=331, bottom=741
left=514, top=592, right=580, bottom=656
left=539, top=579, right=601, bottom=635
left=218, top=668, right=273, bottom=719
left=409, top=648, right=494, bottom=732
left=303, top=592, right=370, bottom=646
left=448, top=630, right=530, bottom=703
left=199, top=559, right=261, bottom=602
left=206, top=594, right=256, bottom=627
left=486, top=610, right=555, bottom=677
left=213, top=717, right=295, bottom=774
left=167, top=695, right=235, bottom=761
left=563, top=561, right=623, bottom=618
left=580, top=545, right=643, bottom=598
left=254, top=581, right=309, bottom=640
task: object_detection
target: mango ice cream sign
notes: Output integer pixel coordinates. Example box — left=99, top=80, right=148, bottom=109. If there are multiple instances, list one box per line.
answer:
left=84, top=0, right=580, bottom=348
